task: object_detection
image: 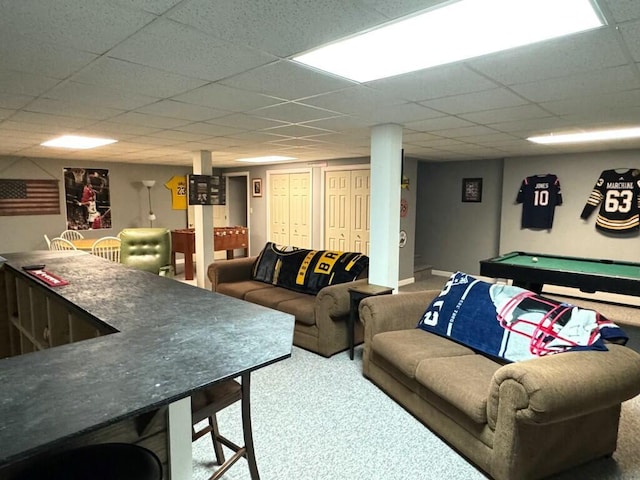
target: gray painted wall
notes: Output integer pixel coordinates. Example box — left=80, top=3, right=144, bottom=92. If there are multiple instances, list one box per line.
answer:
left=415, top=158, right=504, bottom=275
left=500, top=150, right=640, bottom=262
left=0, top=156, right=190, bottom=253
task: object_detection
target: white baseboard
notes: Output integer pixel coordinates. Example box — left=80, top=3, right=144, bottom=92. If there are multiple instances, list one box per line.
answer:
left=398, top=277, right=415, bottom=287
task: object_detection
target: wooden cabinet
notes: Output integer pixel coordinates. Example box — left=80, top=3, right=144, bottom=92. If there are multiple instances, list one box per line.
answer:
left=1, top=268, right=110, bottom=359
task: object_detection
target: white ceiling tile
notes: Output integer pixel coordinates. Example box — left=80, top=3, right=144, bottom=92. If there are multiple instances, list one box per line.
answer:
left=405, top=116, right=474, bottom=132
left=368, top=64, right=499, bottom=101
left=109, top=19, right=277, bottom=82
left=469, top=28, right=628, bottom=85
left=220, top=60, right=354, bottom=101
left=434, top=125, right=501, bottom=139
left=71, top=57, right=208, bottom=98
left=301, top=86, right=405, bottom=115
left=110, top=0, right=184, bottom=15
left=25, top=98, right=124, bottom=121
left=0, top=93, right=35, bottom=110
left=620, top=19, right=640, bottom=62
left=0, top=32, right=98, bottom=79
left=0, top=71, right=60, bottom=97
left=261, top=124, right=335, bottom=137
left=603, top=0, right=640, bottom=23
left=359, top=0, right=444, bottom=19
left=421, top=89, right=529, bottom=115
left=168, top=0, right=387, bottom=57
left=300, top=115, right=371, bottom=131
left=173, top=122, right=244, bottom=137
left=172, top=84, right=284, bottom=112
left=0, top=0, right=156, bottom=54
left=252, top=103, right=338, bottom=123
left=511, top=65, right=640, bottom=103
left=207, top=114, right=288, bottom=131
left=45, top=81, right=158, bottom=110
left=135, top=100, right=229, bottom=122
left=10, top=111, right=96, bottom=129
left=459, top=105, right=554, bottom=124
left=108, top=111, right=192, bottom=129
left=541, top=89, right=640, bottom=116
left=488, top=117, right=576, bottom=135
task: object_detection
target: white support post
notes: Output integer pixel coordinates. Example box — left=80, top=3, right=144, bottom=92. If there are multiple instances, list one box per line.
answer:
left=369, top=124, right=403, bottom=292
left=192, top=151, right=214, bottom=290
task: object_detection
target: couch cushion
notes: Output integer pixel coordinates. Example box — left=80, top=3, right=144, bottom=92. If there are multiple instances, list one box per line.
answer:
left=245, top=287, right=304, bottom=309
left=372, top=329, right=475, bottom=379
left=415, top=354, right=501, bottom=424
left=252, top=242, right=368, bottom=295
left=216, top=281, right=274, bottom=300
left=276, top=297, right=315, bottom=326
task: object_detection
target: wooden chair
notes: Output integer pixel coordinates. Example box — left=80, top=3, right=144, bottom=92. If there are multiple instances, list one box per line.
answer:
left=191, top=374, right=260, bottom=480
left=49, top=237, right=77, bottom=251
left=43, top=234, right=51, bottom=249
left=60, top=229, right=84, bottom=240
left=92, top=236, right=121, bottom=262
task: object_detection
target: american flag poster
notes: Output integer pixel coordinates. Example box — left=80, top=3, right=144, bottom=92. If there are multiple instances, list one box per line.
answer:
left=0, top=179, right=60, bottom=216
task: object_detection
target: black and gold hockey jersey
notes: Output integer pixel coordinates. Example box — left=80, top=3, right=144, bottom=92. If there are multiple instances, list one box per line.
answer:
left=580, top=169, right=640, bottom=233
left=516, top=173, right=562, bottom=229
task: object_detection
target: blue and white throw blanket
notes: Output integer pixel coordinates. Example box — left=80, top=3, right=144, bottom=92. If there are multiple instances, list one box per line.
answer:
left=417, top=272, right=628, bottom=362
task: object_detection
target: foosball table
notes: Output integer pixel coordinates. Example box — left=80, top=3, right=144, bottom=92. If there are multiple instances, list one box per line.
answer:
left=171, top=227, right=249, bottom=280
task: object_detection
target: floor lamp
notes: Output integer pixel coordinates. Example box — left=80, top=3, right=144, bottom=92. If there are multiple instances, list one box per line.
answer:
left=142, top=180, right=156, bottom=227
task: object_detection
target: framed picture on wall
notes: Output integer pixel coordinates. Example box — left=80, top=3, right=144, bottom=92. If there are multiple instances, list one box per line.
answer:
left=462, top=178, right=482, bottom=203
left=252, top=178, right=262, bottom=197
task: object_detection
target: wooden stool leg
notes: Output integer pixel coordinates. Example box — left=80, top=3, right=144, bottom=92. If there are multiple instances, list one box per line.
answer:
left=241, top=373, right=260, bottom=480
left=209, top=415, right=226, bottom=465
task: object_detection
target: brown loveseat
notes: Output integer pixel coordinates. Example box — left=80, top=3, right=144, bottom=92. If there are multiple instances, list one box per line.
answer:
left=207, top=256, right=367, bottom=357
left=360, top=290, right=640, bottom=480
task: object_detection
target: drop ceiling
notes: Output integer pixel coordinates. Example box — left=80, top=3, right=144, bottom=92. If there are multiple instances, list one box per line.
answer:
left=2, top=0, right=640, bottom=167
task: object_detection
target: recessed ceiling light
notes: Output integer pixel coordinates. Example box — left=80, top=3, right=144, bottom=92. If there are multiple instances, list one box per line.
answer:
left=236, top=155, right=297, bottom=163
left=293, top=0, right=605, bottom=82
left=41, top=135, right=117, bottom=149
left=528, top=127, right=640, bottom=144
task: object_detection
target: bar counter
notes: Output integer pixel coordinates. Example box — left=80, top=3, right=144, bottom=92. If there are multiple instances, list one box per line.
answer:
left=0, top=250, right=294, bottom=477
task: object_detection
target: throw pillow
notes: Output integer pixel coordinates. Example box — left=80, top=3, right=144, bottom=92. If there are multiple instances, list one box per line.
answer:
left=252, top=242, right=369, bottom=295
left=417, top=271, right=628, bottom=362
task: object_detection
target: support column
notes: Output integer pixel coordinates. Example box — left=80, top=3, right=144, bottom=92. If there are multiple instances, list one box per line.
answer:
left=193, top=151, right=214, bottom=289
left=369, top=124, right=403, bottom=291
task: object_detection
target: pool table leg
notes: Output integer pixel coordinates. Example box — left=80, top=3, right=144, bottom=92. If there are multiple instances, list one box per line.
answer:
left=513, top=280, right=543, bottom=294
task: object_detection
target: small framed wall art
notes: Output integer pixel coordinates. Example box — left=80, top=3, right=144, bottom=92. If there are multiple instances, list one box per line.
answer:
left=252, top=178, right=262, bottom=197
left=462, top=177, right=483, bottom=203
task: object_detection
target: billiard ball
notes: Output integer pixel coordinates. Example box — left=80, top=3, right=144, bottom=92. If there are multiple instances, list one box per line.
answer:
left=532, top=257, right=538, bottom=263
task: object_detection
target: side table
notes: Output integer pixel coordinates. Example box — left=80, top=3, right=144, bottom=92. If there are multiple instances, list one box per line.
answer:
left=347, top=283, right=393, bottom=360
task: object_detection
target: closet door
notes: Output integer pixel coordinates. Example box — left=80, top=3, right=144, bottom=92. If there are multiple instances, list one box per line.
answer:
left=324, top=171, right=350, bottom=251
left=269, top=174, right=290, bottom=245
left=350, top=169, right=370, bottom=255
left=289, top=173, right=311, bottom=248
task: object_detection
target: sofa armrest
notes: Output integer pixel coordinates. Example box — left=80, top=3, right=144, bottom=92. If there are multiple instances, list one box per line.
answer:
left=315, top=278, right=368, bottom=317
left=207, top=256, right=257, bottom=291
left=487, top=344, right=640, bottom=429
left=359, top=290, right=440, bottom=337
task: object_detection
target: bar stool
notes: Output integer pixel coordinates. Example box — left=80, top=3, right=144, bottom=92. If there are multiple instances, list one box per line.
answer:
left=191, top=373, right=260, bottom=480
left=11, top=442, right=162, bottom=480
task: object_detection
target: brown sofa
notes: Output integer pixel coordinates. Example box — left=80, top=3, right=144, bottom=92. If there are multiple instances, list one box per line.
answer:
left=207, top=256, right=367, bottom=357
left=360, top=289, right=640, bottom=480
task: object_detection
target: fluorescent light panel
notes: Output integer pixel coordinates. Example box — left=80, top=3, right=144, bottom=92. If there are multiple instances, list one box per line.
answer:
left=41, top=135, right=117, bottom=149
left=528, top=127, right=640, bottom=145
left=236, top=155, right=297, bottom=163
left=293, top=0, right=605, bottom=82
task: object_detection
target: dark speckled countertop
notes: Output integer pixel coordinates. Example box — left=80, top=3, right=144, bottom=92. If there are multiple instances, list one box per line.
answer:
left=0, top=251, right=295, bottom=467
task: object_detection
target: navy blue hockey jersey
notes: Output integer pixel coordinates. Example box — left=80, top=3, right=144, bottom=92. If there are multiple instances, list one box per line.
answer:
left=516, top=174, right=563, bottom=229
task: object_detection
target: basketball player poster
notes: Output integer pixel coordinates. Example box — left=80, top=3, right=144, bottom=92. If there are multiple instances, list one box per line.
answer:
left=63, top=168, right=112, bottom=230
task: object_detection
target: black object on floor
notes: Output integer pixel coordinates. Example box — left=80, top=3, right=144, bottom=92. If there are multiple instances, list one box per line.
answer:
left=11, top=443, right=162, bottom=480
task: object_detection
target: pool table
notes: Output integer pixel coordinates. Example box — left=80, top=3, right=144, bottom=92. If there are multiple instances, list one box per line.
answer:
left=479, top=251, right=640, bottom=296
